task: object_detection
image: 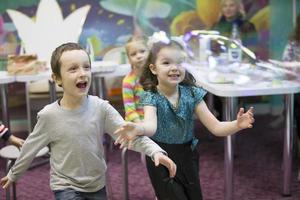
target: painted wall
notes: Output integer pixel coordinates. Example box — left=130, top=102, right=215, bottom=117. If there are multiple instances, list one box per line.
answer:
left=0, top=0, right=269, bottom=59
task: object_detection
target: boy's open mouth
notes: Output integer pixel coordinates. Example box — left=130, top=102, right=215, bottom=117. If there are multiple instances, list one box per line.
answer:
left=76, top=81, right=88, bottom=88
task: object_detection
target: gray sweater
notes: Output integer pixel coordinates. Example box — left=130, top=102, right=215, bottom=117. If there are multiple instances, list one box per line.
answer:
left=8, top=95, right=164, bottom=192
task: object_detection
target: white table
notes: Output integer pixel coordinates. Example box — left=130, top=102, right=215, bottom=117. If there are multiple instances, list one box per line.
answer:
left=0, top=71, right=15, bottom=129
left=192, top=66, right=300, bottom=199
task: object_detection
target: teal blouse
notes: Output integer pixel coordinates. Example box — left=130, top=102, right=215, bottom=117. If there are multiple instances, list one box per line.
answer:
left=140, top=85, right=207, bottom=148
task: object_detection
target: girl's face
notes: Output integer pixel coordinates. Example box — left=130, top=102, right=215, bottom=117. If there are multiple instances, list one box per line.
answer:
left=150, top=47, right=186, bottom=88
left=222, top=0, right=239, bottom=20
left=126, top=41, right=149, bottom=70
left=53, top=49, right=91, bottom=100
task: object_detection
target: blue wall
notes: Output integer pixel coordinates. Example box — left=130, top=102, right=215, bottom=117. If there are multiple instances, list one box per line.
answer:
left=270, top=0, right=300, bottom=59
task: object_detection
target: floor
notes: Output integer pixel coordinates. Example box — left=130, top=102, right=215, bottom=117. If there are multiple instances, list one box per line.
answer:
left=1, top=93, right=300, bottom=200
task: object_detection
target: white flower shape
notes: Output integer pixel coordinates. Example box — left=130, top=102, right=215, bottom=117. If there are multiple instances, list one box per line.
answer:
left=7, top=0, right=90, bottom=66
left=147, top=31, right=170, bottom=48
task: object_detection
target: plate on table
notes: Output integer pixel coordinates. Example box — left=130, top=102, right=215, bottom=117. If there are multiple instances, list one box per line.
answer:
left=208, top=72, right=250, bottom=85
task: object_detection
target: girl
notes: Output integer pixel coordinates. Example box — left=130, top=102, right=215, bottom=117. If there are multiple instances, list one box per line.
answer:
left=122, top=35, right=149, bottom=123
left=212, top=0, right=258, bottom=50
left=115, top=32, right=254, bottom=200
left=122, top=35, right=149, bottom=163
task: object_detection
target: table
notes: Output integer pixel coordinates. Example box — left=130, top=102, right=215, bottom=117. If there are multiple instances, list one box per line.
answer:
left=192, top=66, right=300, bottom=200
left=0, top=71, right=15, bottom=129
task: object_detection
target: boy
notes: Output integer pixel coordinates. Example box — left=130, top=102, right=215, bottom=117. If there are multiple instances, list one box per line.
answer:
left=0, top=42, right=176, bottom=200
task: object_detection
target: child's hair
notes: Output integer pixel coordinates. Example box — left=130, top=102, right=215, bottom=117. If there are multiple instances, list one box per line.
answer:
left=140, top=40, right=196, bottom=92
left=125, top=35, right=148, bottom=54
left=51, top=42, right=89, bottom=78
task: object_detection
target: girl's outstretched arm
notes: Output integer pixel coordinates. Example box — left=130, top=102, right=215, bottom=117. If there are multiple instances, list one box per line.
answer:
left=114, top=105, right=157, bottom=148
left=195, top=101, right=254, bottom=137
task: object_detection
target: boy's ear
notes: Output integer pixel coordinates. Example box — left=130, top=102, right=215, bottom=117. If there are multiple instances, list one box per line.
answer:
left=149, top=64, right=157, bottom=75
left=51, top=73, right=62, bottom=87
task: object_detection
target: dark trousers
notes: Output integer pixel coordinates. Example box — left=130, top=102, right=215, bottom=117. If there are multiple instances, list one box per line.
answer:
left=146, top=141, right=203, bottom=200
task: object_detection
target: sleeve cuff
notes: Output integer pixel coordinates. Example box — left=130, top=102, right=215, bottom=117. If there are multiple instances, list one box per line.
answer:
left=150, top=150, right=168, bottom=162
left=7, top=170, right=17, bottom=182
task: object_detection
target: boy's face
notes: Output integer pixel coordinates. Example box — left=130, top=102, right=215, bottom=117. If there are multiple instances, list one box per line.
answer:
left=126, top=41, right=149, bottom=70
left=53, top=49, right=91, bottom=99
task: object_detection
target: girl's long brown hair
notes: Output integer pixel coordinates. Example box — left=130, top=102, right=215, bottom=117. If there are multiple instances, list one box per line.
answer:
left=140, top=40, right=196, bottom=92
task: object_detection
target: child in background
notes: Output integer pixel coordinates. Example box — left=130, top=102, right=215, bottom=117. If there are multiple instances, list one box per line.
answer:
left=122, top=35, right=149, bottom=123
left=0, top=42, right=176, bottom=200
left=0, top=123, right=24, bottom=148
left=115, top=32, right=255, bottom=200
left=122, top=35, right=149, bottom=163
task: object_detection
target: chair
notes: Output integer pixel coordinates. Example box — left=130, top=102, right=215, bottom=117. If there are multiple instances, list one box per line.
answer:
left=0, top=145, right=49, bottom=200
left=101, top=47, right=127, bottom=99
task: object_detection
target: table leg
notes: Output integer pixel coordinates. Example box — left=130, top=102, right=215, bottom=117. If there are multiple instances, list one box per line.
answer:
left=91, top=75, right=97, bottom=96
left=48, top=80, right=57, bottom=102
left=98, top=77, right=106, bottom=99
left=0, top=84, right=10, bottom=129
left=92, top=76, right=106, bottom=99
left=25, top=82, right=32, bottom=133
left=121, top=148, right=129, bottom=200
left=224, top=97, right=236, bottom=200
left=282, top=94, right=294, bottom=196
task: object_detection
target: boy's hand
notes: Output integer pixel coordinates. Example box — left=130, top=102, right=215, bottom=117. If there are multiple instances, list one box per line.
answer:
left=153, top=152, right=177, bottom=178
left=8, top=135, right=25, bottom=148
left=236, top=107, right=255, bottom=129
left=113, top=122, right=143, bottom=149
left=0, top=176, right=12, bottom=189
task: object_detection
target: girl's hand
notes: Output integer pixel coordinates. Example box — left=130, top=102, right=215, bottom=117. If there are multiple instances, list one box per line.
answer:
left=236, top=107, right=255, bottom=129
left=113, top=122, right=143, bottom=149
left=0, top=176, right=12, bottom=189
left=153, top=152, right=177, bottom=178
left=8, top=135, right=25, bottom=148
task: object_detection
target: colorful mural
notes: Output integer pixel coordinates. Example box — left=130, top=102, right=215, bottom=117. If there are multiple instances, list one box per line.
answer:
left=0, top=0, right=281, bottom=60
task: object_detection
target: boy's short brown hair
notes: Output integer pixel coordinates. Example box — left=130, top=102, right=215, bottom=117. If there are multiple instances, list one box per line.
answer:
left=51, top=42, right=88, bottom=78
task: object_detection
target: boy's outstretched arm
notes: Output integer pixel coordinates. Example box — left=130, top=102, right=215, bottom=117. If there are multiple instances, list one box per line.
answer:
left=0, top=176, right=12, bottom=189
left=153, top=152, right=177, bottom=178
left=105, top=103, right=177, bottom=177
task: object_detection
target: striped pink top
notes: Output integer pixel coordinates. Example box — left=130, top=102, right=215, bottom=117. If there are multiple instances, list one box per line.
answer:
left=122, top=70, right=144, bottom=122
